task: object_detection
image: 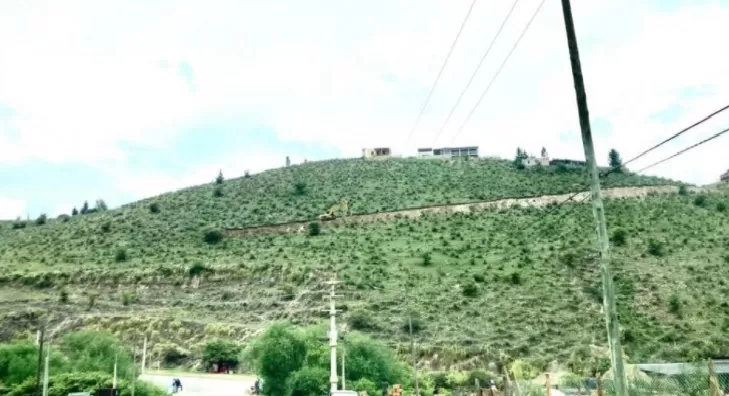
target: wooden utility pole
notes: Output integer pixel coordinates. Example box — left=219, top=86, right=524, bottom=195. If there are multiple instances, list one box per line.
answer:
left=559, top=0, right=628, bottom=395
left=326, top=280, right=341, bottom=392
left=35, top=327, right=45, bottom=396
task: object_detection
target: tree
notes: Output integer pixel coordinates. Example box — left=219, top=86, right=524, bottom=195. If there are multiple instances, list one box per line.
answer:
left=35, top=213, right=47, bottom=226
left=71, top=207, right=78, bottom=216
left=308, top=222, right=321, bottom=236
left=95, top=199, right=108, bottom=211
left=202, top=340, right=243, bottom=367
left=608, top=149, right=623, bottom=172
left=60, top=330, right=134, bottom=378
left=513, top=147, right=528, bottom=169
left=80, top=201, right=89, bottom=214
left=247, top=324, right=307, bottom=396
left=541, top=147, right=548, bottom=158
left=215, top=169, right=224, bottom=184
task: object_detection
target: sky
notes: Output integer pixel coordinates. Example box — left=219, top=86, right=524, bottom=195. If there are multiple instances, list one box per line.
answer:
left=1, top=0, right=728, bottom=220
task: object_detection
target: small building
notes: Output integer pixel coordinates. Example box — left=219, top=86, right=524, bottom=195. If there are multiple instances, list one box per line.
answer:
left=417, top=146, right=478, bottom=159
left=550, top=158, right=586, bottom=167
left=721, top=169, right=729, bottom=182
left=362, top=147, right=391, bottom=159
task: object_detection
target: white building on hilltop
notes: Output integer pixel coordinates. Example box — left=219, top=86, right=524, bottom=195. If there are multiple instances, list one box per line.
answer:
left=417, top=146, right=478, bottom=158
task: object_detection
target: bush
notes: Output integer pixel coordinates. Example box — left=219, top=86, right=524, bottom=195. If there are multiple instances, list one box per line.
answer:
left=35, top=214, right=47, bottom=226
left=11, top=221, right=26, bottom=230
left=308, top=222, right=321, bottom=236
left=717, top=202, right=726, bottom=213
left=188, top=262, right=211, bottom=277
left=678, top=185, right=689, bottom=195
left=509, top=271, right=522, bottom=285
left=348, top=310, right=377, bottom=331
left=611, top=228, right=628, bottom=246
left=59, top=289, right=69, bottom=304
left=647, top=239, right=665, bottom=257
left=213, top=186, right=224, bottom=197
left=204, top=229, right=224, bottom=244
left=7, top=372, right=165, bottom=396
left=149, top=202, right=161, bottom=213
left=100, top=222, right=111, bottom=233
left=462, top=282, right=479, bottom=297
left=114, top=248, right=128, bottom=262
left=57, top=214, right=71, bottom=223
left=693, top=195, right=708, bottom=207
left=421, top=252, right=433, bottom=266
left=294, top=182, right=307, bottom=196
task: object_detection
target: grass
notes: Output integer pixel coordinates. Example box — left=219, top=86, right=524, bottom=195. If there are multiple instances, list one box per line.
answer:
left=1, top=157, right=724, bottom=370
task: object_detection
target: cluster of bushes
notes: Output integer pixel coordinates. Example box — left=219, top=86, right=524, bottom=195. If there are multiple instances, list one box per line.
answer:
left=0, top=330, right=163, bottom=396
left=246, top=323, right=411, bottom=396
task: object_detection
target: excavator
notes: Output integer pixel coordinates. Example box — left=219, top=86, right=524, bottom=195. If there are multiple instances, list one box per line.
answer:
left=318, top=198, right=349, bottom=221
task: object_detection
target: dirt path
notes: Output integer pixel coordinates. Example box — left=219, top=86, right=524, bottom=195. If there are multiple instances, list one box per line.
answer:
left=224, top=184, right=710, bottom=238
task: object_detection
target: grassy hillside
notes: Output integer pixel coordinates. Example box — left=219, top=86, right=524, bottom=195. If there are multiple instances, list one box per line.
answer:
left=3, top=157, right=725, bottom=370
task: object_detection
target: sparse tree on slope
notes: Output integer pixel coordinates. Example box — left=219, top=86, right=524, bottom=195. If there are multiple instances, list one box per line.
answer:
left=71, top=207, right=78, bottom=216
left=95, top=199, right=108, bottom=212
left=80, top=201, right=89, bottom=214
left=514, top=147, right=528, bottom=169
left=215, top=170, right=224, bottom=184
left=608, top=149, right=623, bottom=172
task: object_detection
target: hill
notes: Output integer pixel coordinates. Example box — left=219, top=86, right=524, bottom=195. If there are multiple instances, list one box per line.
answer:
left=2, top=157, right=727, bottom=370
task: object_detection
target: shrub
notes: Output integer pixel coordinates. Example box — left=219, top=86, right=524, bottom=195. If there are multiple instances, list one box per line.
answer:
left=57, top=214, right=71, bottom=222
left=421, top=252, right=433, bottom=267
left=668, top=294, right=681, bottom=315
left=11, top=221, right=26, bottom=230
left=213, top=186, right=224, bottom=197
left=149, top=202, right=161, bottom=213
left=294, top=181, right=307, bottom=196
left=348, top=310, right=377, bottom=331
left=693, top=195, right=708, bottom=207
left=717, top=202, right=726, bottom=213
left=509, top=271, right=522, bottom=285
left=35, top=214, right=47, bottom=226
left=647, top=239, right=665, bottom=257
left=308, top=222, right=321, bottom=236
left=678, top=185, right=689, bottom=195
left=204, top=229, right=224, bottom=244
left=114, top=248, right=128, bottom=262
left=100, top=222, right=111, bottom=233
left=462, top=282, right=479, bottom=297
left=611, top=228, right=628, bottom=246
left=59, top=289, right=69, bottom=304
left=188, top=262, right=211, bottom=277
left=203, top=339, right=243, bottom=367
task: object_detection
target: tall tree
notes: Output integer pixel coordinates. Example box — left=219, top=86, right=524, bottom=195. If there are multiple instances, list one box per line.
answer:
left=71, top=207, right=79, bottom=216
left=95, top=199, right=108, bottom=211
left=541, top=147, right=548, bottom=158
left=80, top=201, right=89, bottom=214
left=608, top=149, right=623, bottom=172
left=215, top=169, right=224, bottom=184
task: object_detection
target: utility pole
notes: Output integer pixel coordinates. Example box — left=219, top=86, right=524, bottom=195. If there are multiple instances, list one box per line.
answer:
left=35, top=327, right=45, bottom=396
left=341, top=335, right=346, bottom=390
left=141, top=336, right=147, bottom=375
left=42, top=343, right=50, bottom=396
left=326, top=280, right=340, bottom=392
left=559, top=0, right=628, bottom=395
left=113, top=353, right=118, bottom=390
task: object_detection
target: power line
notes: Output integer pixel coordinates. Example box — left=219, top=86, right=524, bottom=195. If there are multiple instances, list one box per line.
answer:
left=449, top=0, right=547, bottom=145
left=636, top=126, right=729, bottom=174
left=622, top=104, right=729, bottom=168
left=432, top=0, right=522, bottom=145
left=404, top=0, right=479, bottom=147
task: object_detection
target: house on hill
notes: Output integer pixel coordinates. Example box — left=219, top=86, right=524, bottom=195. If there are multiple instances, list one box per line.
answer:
left=417, top=146, right=478, bottom=159
left=550, top=158, right=587, bottom=167
left=362, top=147, right=391, bottom=159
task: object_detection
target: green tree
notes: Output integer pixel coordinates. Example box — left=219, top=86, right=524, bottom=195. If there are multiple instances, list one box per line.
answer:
left=216, top=170, right=224, bottom=184
left=95, top=199, right=108, bottom=212
left=80, top=201, right=89, bottom=214
left=60, top=331, right=133, bottom=378
left=202, top=340, right=242, bottom=367
left=35, top=213, right=47, bottom=225
left=514, top=147, right=528, bottom=169
left=71, top=207, right=79, bottom=216
left=0, top=342, right=65, bottom=387
left=247, top=324, right=307, bottom=396
left=608, top=149, right=623, bottom=172
left=287, top=366, right=328, bottom=396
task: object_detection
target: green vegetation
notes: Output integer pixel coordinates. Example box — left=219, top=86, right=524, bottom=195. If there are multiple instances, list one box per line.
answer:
left=247, top=323, right=409, bottom=396
left=0, top=157, right=725, bottom=373
left=0, top=331, right=163, bottom=396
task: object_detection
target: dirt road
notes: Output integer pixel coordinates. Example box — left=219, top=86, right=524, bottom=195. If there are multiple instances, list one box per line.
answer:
left=141, top=373, right=255, bottom=396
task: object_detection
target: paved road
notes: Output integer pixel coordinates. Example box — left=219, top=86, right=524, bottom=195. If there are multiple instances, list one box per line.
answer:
left=141, top=373, right=255, bottom=396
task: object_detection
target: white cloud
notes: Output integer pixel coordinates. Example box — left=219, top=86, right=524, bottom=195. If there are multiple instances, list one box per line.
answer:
left=0, top=197, right=27, bottom=220
left=0, top=0, right=727, bottom=200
